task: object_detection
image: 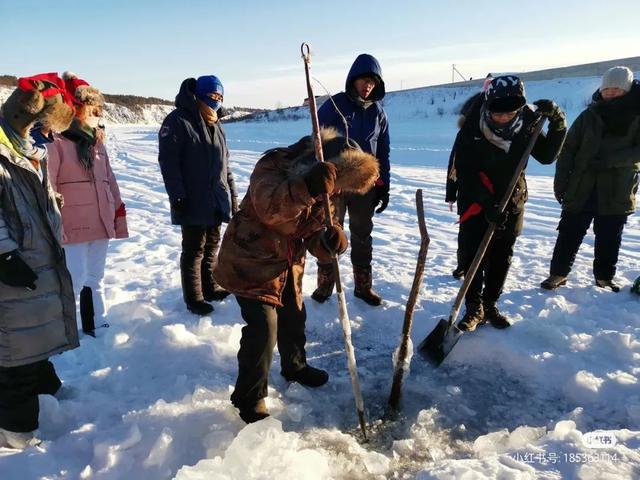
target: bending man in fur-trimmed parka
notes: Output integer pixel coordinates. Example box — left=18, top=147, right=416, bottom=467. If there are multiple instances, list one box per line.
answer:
left=214, top=128, right=379, bottom=423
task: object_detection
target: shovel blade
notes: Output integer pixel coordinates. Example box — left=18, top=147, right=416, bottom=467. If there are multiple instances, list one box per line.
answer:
left=418, top=319, right=464, bottom=366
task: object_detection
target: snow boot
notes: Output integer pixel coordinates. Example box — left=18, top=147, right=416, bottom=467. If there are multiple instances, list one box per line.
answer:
left=237, top=398, right=270, bottom=424
left=203, top=283, right=230, bottom=302
left=458, top=303, right=485, bottom=332
left=79, top=286, right=96, bottom=337
left=353, top=265, right=382, bottom=306
left=0, top=428, right=41, bottom=449
left=540, top=275, right=568, bottom=290
left=595, top=278, right=621, bottom=293
left=311, top=263, right=335, bottom=303
left=452, top=266, right=465, bottom=280
left=186, top=301, right=214, bottom=316
left=282, top=365, right=329, bottom=388
left=483, top=302, right=512, bottom=329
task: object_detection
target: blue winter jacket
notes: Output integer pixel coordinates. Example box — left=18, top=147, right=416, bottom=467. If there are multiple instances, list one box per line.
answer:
left=318, top=54, right=390, bottom=186
left=158, top=78, right=236, bottom=226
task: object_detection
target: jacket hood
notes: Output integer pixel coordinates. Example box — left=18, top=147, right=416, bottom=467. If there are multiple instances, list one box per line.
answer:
left=175, top=78, right=199, bottom=112
left=345, top=54, right=385, bottom=102
left=286, top=127, right=379, bottom=194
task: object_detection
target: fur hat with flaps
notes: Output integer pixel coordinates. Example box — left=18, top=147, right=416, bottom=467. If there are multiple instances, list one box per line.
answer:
left=1, top=73, right=75, bottom=133
left=288, top=128, right=379, bottom=194
left=62, top=71, right=105, bottom=107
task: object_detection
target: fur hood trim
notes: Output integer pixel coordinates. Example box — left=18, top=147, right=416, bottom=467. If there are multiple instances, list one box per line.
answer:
left=285, top=127, right=379, bottom=194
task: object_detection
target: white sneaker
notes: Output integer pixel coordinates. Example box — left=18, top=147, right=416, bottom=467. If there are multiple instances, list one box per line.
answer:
left=0, top=428, right=41, bottom=449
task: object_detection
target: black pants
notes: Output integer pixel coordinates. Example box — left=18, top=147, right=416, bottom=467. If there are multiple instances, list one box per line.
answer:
left=460, top=210, right=523, bottom=307
left=456, top=222, right=465, bottom=269
left=335, top=188, right=376, bottom=268
left=0, top=360, right=61, bottom=432
left=549, top=211, right=627, bottom=280
left=231, top=270, right=307, bottom=407
left=180, top=224, right=222, bottom=303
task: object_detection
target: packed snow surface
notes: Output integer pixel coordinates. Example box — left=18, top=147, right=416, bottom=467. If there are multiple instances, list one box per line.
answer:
left=1, top=74, right=639, bottom=479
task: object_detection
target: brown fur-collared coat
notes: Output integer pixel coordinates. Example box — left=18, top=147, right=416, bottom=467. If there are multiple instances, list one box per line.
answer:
left=214, top=128, right=379, bottom=308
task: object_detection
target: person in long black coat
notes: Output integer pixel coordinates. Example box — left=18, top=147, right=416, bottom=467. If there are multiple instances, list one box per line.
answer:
left=455, top=75, right=567, bottom=331
left=158, top=75, right=237, bottom=315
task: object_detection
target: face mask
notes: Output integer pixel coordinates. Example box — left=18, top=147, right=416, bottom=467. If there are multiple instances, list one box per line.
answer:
left=85, top=116, right=101, bottom=129
left=201, top=97, right=222, bottom=111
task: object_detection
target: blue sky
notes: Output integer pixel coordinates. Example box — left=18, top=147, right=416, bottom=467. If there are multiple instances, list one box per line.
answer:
left=2, top=0, right=639, bottom=108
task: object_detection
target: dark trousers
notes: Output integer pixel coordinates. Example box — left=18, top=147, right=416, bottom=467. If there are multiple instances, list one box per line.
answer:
left=231, top=270, right=307, bottom=407
left=180, top=224, right=222, bottom=303
left=460, top=210, right=523, bottom=307
left=0, top=360, right=61, bottom=432
left=456, top=223, right=465, bottom=269
left=549, top=211, right=627, bottom=280
left=335, top=188, right=376, bottom=268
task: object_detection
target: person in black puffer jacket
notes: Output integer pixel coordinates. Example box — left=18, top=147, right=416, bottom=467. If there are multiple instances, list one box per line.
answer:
left=158, top=75, right=238, bottom=315
left=455, top=75, right=567, bottom=332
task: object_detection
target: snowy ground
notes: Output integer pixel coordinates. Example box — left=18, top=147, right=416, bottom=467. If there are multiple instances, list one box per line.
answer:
left=1, top=116, right=639, bottom=479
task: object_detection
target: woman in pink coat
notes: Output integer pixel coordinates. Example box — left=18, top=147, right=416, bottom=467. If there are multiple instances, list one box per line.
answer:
left=47, top=72, right=128, bottom=337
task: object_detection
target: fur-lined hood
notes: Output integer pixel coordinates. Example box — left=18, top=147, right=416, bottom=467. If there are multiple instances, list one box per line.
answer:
left=273, top=127, right=379, bottom=194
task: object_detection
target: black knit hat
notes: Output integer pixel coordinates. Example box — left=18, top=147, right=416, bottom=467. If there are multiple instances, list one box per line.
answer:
left=485, top=75, right=526, bottom=113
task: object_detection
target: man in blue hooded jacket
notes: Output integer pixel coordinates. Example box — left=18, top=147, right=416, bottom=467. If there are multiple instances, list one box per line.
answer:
left=158, top=75, right=238, bottom=316
left=311, top=54, right=390, bottom=306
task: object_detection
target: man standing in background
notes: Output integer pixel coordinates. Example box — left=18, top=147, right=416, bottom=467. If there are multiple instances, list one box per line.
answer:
left=311, top=53, right=390, bottom=307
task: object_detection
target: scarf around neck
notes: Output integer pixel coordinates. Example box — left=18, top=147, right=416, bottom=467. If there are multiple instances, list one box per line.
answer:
left=479, top=105, right=523, bottom=152
left=62, top=118, right=97, bottom=173
left=0, top=117, right=48, bottom=169
left=348, top=87, right=374, bottom=109
left=592, top=95, right=638, bottom=136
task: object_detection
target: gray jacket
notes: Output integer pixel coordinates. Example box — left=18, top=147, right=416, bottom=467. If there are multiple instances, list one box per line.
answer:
left=0, top=128, right=78, bottom=368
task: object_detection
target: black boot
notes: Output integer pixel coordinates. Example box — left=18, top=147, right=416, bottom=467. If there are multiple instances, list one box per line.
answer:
left=181, top=246, right=213, bottom=315
left=79, top=286, right=96, bottom=337
left=203, top=284, right=231, bottom=302
left=186, top=301, right=214, bottom=316
left=353, top=265, right=382, bottom=306
left=458, top=302, right=485, bottom=332
left=452, top=266, right=465, bottom=280
left=237, top=398, right=270, bottom=424
left=483, top=302, right=512, bottom=329
left=595, top=278, right=621, bottom=292
left=311, top=263, right=335, bottom=303
left=282, top=365, right=329, bottom=387
left=540, top=275, right=568, bottom=290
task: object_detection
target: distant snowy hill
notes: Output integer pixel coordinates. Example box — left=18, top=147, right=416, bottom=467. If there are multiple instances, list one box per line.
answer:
left=232, top=72, right=639, bottom=176
left=0, top=86, right=255, bottom=125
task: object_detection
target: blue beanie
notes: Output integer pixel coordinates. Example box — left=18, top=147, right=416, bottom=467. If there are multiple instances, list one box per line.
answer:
left=195, top=75, right=224, bottom=110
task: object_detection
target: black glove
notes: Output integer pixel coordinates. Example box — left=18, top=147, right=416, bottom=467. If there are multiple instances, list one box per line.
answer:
left=533, top=99, right=567, bottom=131
left=374, top=184, right=390, bottom=214
left=320, top=225, right=348, bottom=255
left=0, top=250, right=37, bottom=290
left=171, top=198, right=186, bottom=217
left=303, top=162, right=337, bottom=197
left=554, top=191, right=565, bottom=204
left=484, top=203, right=507, bottom=227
